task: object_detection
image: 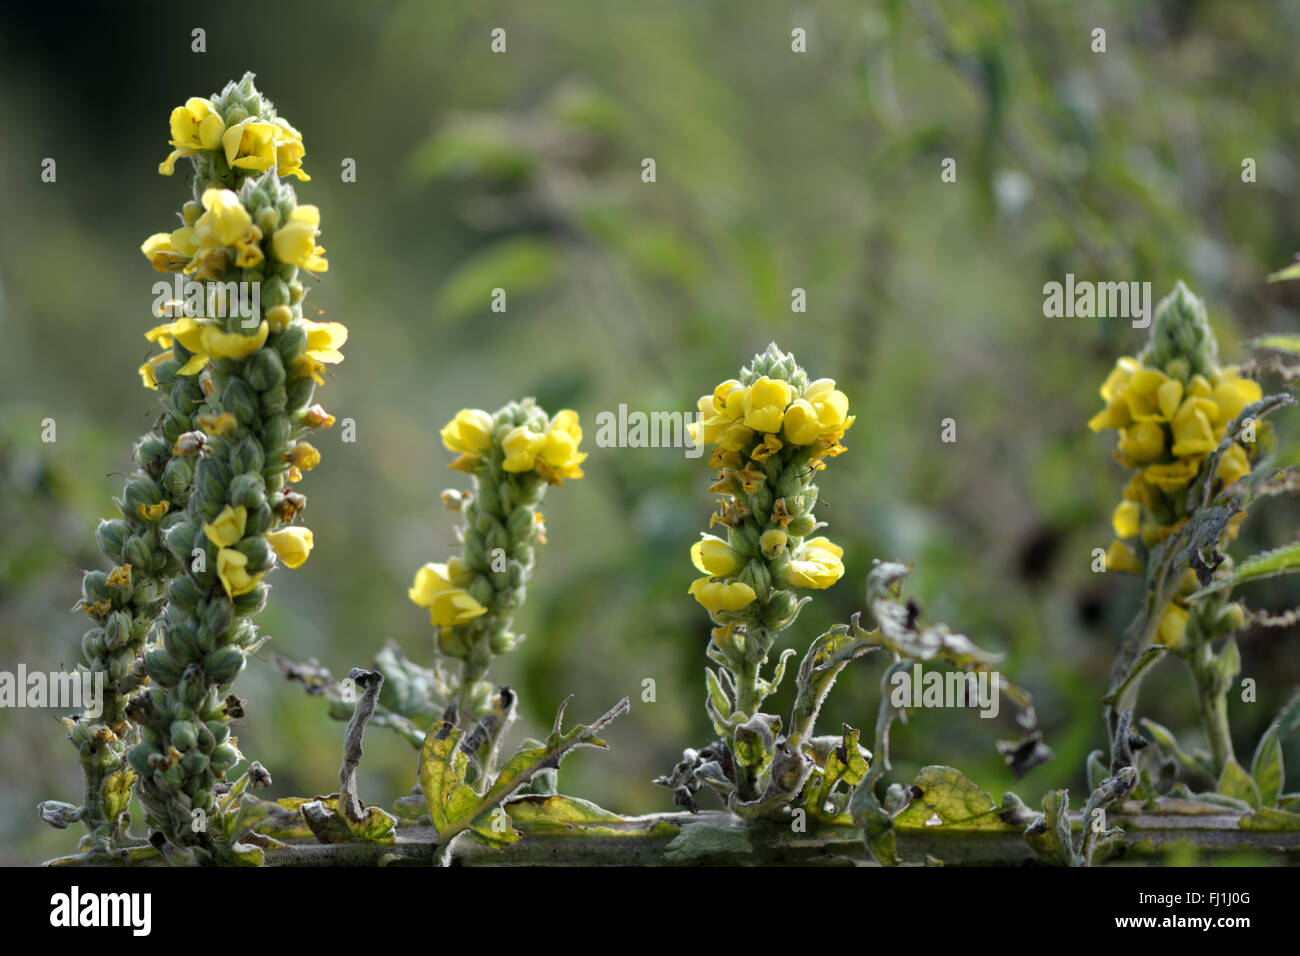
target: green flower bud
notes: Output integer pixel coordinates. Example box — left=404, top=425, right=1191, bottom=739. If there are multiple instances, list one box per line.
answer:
left=222, top=379, right=260, bottom=426
left=202, top=595, right=235, bottom=638
left=136, top=434, right=170, bottom=470
left=195, top=457, right=232, bottom=507
left=82, top=571, right=111, bottom=605
left=161, top=457, right=196, bottom=498
left=246, top=347, right=285, bottom=392
left=169, top=720, right=198, bottom=752
left=95, top=519, right=130, bottom=561
left=127, top=743, right=153, bottom=776
left=180, top=751, right=209, bottom=776
left=230, top=434, right=266, bottom=475
left=163, top=620, right=202, bottom=665
left=103, top=611, right=131, bottom=652
left=286, top=376, right=315, bottom=411
left=144, top=647, right=184, bottom=687
left=123, top=477, right=162, bottom=515
left=232, top=584, right=268, bottom=617
left=228, top=472, right=267, bottom=510
left=82, top=629, right=106, bottom=662
left=210, top=743, right=241, bottom=773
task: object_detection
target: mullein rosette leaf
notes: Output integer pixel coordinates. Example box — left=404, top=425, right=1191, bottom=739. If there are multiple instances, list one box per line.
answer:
left=670, top=343, right=854, bottom=811
left=119, top=75, right=344, bottom=862
left=410, top=400, right=586, bottom=730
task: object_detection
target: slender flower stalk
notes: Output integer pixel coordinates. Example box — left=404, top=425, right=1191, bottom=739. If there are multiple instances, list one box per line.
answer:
left=410, top=401, right=586, bottom=735
left=115, top=74, right=344, bottom=860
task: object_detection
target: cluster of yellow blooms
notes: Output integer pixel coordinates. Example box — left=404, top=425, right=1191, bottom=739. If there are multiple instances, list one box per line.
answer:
left=686, top=345, right=852, bottom=623
left=1089, top=284, right=1263, bottom=648
left=135, top=80, right=343, bottom=600
left=410, top=404, right=585, bottom=631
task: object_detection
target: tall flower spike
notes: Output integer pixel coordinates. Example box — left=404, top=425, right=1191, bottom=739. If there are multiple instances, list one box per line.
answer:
left=119, top=75, right=344, bottom=861
left=411, top=399, right=585, bottom=729
left=683, top=343, right=852, bottom=804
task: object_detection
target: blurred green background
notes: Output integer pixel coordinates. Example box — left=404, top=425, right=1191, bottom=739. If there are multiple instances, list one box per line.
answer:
left=2, top=0, right=1299, bottom=864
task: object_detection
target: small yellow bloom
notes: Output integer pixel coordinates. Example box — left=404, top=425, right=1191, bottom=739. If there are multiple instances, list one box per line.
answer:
left=688, top=576, right=757, bottom=613
left=136, top=502, right=169, bottom=522
left=204, top=505, right=248, bottom=548
left=538, top=409, right=587, bottom=480
left=1105, top=539, right=1143, bottom=574
left=690, top=535, right=745, bottom=577
left=200, top=320, right=270, bottom=361
left=759, top=528, right=788, bottom=558
left=802, top=378, right=854, bottom=435
left=782, top=399, right=821, bottom=445
left=271, top=117, right=310, bottom=181
left=1125, top=367, right=1172, bottom=422
left=272, top=205, right=328, bottom=272
left=1170, top=397, right=1217, bottom=457
left=750, top=433, right=783, bottom=461
left=216, top=547, right=264, bottom=597
left=196, top=188, right=255, bottom=247
left=408, top=560, right=469, bottom=606
left=441, top=408, right=495, bottom=457
left=289, top=442, right=321, bottom=471
left=742, top=376, right=792, bottom=433
left=1143, top=458, right=1201, bottom=492
left=1112, top=500, right=1141, bottom=539
left=139, top=350, right=173, bottom=390
left=302, top=319, right=348, bottom=365
left=141, top=228, right=198, bottom=271
left=785, top=536, right=845, bottom=589
left=502, top=425, right=546, bottom=473
left=221, top=117, right=280, bottom=173
left=1217, top=443, right=1251, bottom=487
left=160, top=98, right=225, bottom=175
left=1117, top=422, right=1165, bottom=462
left=1156, top=603, right=1189, bottom=649
left=1212, top=375, right=1262, bottom=425
left=428, top=589, right=489, bottom=627
left=266, top=526, right=314, bottom=569
left=198, top=411, right=238, bottom=436
left=301, top=404, right=336, bottom=429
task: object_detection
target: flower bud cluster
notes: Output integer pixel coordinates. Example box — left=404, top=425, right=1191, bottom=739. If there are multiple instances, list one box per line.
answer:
left=409, top=400, right=584, bottom=724
left=123, top=75, right=344, bottom=852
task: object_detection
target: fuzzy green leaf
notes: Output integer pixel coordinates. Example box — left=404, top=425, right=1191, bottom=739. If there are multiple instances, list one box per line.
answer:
left=1188, top=542, right=1300, bottom=600
left=1217, top=758, right=1262, bottom=809
left=893, top=765, right=1011, bottom=830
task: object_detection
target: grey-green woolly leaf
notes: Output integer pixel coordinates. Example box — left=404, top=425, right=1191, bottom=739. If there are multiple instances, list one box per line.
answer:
left=1238, top=807, right=1300, bottom=830
left=663, top=822, right=753, bottom=864
left=1217, top=758, right=1261, bottom=809
left=1265, top=264, right=1300, bottom=284
left=1086, top=750, right=1109, bottom=791
left=1252, top=728, right=1284, bottom=808
left=1140, top=717, right=1206, bottom=779
left=1024, top=789, right=1075, bottom=867
left=1187, top=542, right=1300, bottom=600
left=892, top=765, right=1012, bottom=829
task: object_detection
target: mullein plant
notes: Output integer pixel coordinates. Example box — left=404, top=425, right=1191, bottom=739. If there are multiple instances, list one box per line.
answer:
left=43, top=74, right=344, bottom=864
left=656, top=344, right=1048, bottom=865
left=398, top=402, right=628, bottom=861
left=1089, top=282, right=1295, bottom=810
left=670, top=344, right=853, bottom=811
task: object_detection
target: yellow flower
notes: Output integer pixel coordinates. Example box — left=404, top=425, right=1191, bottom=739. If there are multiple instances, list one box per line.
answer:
left=1124, top=367, right=1172, bottom=422
left=198, top=411, right=238, bottom=436
left=1143, top=458, right=1201, bottom=492
left=195, top=188, right=254, bottom=247
left=204, top=505, right=248, bottom=548
left=1116, top=422, right=1165, bottom=462
left=782, top=399, right=821, bottom=445
left=408, top=558, right=474, bottom=607
left=441, top=409, right=495, bottom=457
left=1212, top=374, right=1262, bottom=425
left=141, top=228, right=198, bottom=271
left=802, top=379, right=854, bottom=435
left=1217, top=443, right=1250, bottom=487
left=688, top=576, right=757, bottom=613
left=750, top=433, right=783, bottom=461
left=160, top=98, right=225, bottom=175
left=139, top=350, right=173, bottom=390
left=266, top=526, right=314, bottom=569
left=1156, top=603, right=1188, bottom=649
left=428, top=589, right=489, bottom=627
left=742, top=376, right=792, bottom=433
left=216, top=547, right=264, bottom=597
left=221, top=117, right=280, bottom=173
left=502, top=426, right=546, bottom=473
left=785, top=536, right=845, bottom=589
left=200, top=320, right=270, bottom=362
left=1106, top=539, right=1143, bottom=574
left=302, top=320, right=348, bottom=365
left=137, top=502, right=169, bottom=522
left=146, top=316, right=205, bottom=353
left=289, top=442, right=321, bottom=471
left=690, top=535, right=745, bottom=577
left=759, top=528, right=788, bottom=558
left=1170, top=396, right=1217, bottom=457
left=537, top=409, right=587, bottom=481
left=1112, top=500, right=1141, bottom=539
left=272, top=205, right=328, bottom=272
left=271, top=117, right=310, bottom=181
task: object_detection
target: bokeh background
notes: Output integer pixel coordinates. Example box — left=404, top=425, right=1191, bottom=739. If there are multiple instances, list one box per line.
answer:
left=2, top=0, right=1299, bottom=864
